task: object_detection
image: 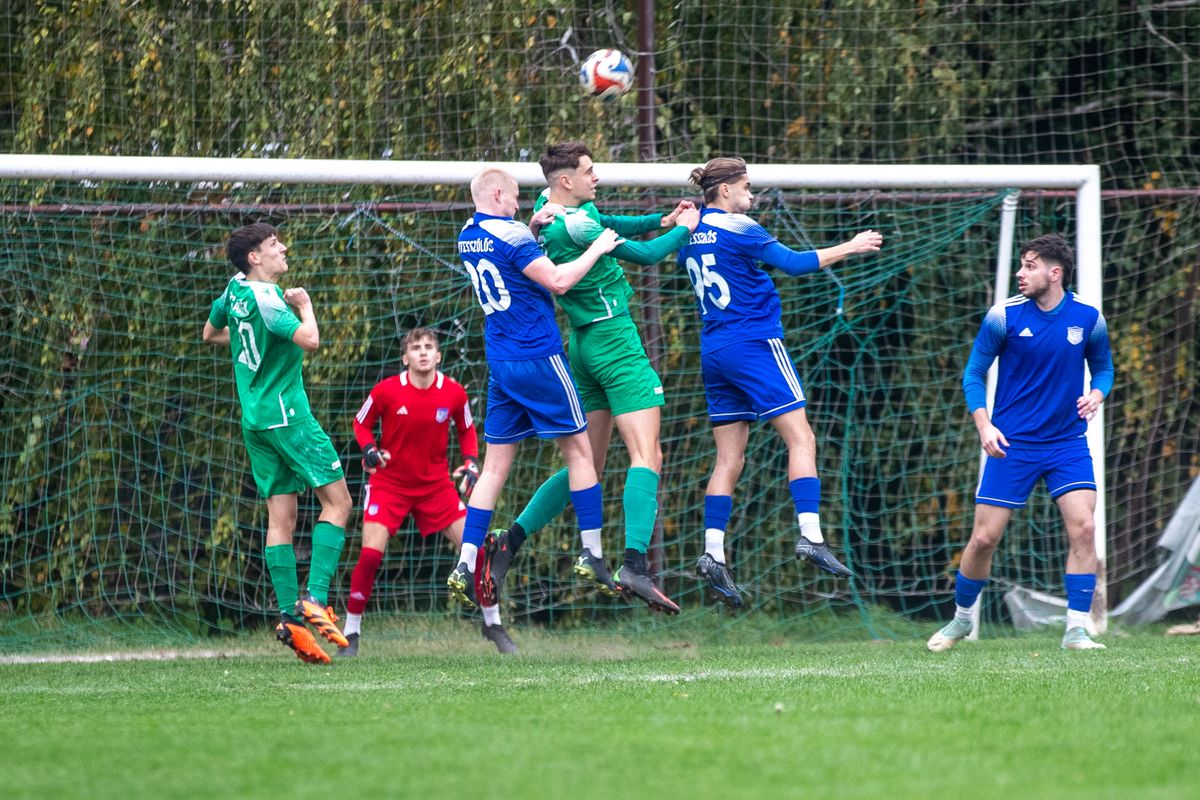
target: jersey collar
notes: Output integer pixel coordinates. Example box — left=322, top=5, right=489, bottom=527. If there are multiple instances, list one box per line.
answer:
left=399, top=370, right=444, bottom=389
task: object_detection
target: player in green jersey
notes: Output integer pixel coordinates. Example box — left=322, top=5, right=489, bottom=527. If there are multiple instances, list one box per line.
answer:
left=203, top=222, right=352, bottom=664
left=489, top=142, right=699, bottom=613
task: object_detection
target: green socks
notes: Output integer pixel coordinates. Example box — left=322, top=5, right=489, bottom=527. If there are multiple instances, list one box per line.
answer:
left=305, top=521, right=346, bottom=606
left=264, top=544, right=299, bottom=616
left=514, top=466, right=660, bottom=552
left=515, top=467, right=571, bottom=536
left=623, top=467, right=659, bottom=553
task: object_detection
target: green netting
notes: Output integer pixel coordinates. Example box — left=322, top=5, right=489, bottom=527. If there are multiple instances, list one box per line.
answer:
left=4, top=177, right=1197, bottom=651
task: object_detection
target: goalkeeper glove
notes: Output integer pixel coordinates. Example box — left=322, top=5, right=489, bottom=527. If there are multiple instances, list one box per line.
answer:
left=453, top=456, right=480, bottom=497
left=362, top=443, right=390, bottom=474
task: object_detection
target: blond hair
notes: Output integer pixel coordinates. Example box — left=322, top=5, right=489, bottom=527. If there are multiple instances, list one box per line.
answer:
left=470, top=168, right=517, bottom=206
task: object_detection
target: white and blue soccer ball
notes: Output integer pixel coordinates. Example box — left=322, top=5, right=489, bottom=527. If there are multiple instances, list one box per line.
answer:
left=579, top=49, right=634, bottom=101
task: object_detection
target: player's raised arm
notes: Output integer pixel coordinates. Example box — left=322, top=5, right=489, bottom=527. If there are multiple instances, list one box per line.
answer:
left=283, top=287, right=320, bottom=351
left=523, top=228, right=620, bottom=295
left=814, top=230, right=884, bottom=268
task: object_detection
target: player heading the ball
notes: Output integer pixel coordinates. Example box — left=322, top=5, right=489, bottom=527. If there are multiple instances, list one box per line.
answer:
left=202, top=223, right=353, bottom=664
left=927, top=234, right=1114, bottom=653
left=677, top=157, right=882, bottom=607
left=449, top=167, right=620, bottom=619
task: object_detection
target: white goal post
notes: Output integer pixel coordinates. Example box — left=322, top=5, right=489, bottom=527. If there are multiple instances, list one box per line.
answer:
left=0, top=154, right=1106, bottom=630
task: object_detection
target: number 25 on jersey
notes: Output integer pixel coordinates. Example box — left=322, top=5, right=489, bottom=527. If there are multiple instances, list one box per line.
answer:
left=685, top=254, right=731, bottom=315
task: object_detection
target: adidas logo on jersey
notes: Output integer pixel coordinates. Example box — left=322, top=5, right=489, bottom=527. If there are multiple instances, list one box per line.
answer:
left=1018, top=328, right=1033, bottom=337
left=397, top=406, right=409, bottom=415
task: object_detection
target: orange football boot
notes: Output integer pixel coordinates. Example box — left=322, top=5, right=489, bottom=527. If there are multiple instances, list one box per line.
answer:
left=275, top=617, right=331, bottom=664
left=294, top=594, right=350, bottom=648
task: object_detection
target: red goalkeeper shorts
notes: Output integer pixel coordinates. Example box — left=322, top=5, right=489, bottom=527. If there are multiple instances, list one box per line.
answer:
left=362, top=478, right=466, bottom=537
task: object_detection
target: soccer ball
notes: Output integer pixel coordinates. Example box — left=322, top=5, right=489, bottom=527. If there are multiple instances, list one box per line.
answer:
left=579, top=49, right=634, bottom=101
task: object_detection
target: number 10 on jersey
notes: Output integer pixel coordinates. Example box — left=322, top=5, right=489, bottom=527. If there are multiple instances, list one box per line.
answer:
left=464, top=258, right=512, bottom=315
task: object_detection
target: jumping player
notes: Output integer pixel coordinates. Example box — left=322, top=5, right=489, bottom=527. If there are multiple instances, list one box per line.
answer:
left=489, top=141, right=699, bottom=614
left=676, top=157, right=882, bottom=608
left=448, top=167, right=620, bottom=620
left=344, top=327, right=516, bottom=655
left=202, top=222, right=351, bottom=663
left=927, top=234, right=1113, bottom=652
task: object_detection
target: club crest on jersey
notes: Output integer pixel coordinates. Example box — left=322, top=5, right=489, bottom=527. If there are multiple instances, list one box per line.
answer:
left=436, top=407, right=450, bottom=423
left=1066, top=325, right=1084, bottom=345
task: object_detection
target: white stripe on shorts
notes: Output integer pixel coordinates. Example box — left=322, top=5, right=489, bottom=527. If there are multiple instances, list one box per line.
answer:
left=768, top=338, right=805, bottom=401
left=549, top=354, right=585, bottom=428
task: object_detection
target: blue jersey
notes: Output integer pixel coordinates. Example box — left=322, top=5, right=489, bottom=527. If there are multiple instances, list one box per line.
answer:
left=457, top=212, right=560, bottom=361
left=676, top=208, right=816, bottom=354
left=962, top=293, right=1115, bottom=446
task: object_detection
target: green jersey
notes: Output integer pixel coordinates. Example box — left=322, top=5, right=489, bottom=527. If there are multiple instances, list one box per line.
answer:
left=533, top=192, right=691, bottom=329
left=208, top=273, right=313, bottom=430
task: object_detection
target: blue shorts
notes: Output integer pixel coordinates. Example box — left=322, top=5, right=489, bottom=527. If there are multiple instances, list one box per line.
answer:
left=483, top=354, right=587, bottom=443
left=702, top=338, right=807, bottom=422
left=975, top=440, right=1095, bottom=508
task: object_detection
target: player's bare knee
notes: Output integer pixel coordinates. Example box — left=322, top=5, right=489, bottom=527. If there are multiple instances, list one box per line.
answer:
left=968, top=526, right=1004, bottom=554
left=715, top=451, right=745, bottom=481
left=633, top=444, right=663, bottom=474
left=1066, top=519, right=1096, bottom=549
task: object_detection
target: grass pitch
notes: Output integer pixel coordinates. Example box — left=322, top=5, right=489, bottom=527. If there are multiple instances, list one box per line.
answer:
left=2, top=625, right=1194, bottom=800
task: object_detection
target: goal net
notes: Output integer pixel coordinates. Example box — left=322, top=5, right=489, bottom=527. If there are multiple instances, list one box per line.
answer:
left=0, top=157, right=1131, bottom=649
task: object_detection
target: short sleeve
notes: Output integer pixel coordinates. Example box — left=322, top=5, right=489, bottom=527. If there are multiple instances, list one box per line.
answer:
left=257, top=285, right=302, bottom=340
left=208, top=295, right=228, bottom=328
left=507, top=222, right=546, bottom=270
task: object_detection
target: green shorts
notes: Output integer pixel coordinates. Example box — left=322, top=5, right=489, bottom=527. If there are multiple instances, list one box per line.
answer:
left=242, top=417, right=344, bottom=498
left=568, top=314, right=665, bottom=416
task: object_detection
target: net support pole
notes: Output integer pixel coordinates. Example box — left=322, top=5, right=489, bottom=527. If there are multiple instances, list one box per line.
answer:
left=1075, top=167, right=1108, bottom=634
left=635, top=0, right=667, bottom=584
left=969, top=190, right=1021, bottom=641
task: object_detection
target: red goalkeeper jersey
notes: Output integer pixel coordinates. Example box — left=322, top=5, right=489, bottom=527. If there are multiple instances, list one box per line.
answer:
left=352, top=370, right=478, bottom=491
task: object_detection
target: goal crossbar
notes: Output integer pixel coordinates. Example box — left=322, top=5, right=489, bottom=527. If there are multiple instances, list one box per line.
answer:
left=0, top=154, right=1106, bottom=630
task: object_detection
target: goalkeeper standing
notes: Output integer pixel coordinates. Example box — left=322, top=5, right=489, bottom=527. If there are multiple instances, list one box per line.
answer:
left=203, top=223, right=351, bottom=664
left=489, top=142, right=699, bottom=614
left=343, top=327, right=516, bottom=655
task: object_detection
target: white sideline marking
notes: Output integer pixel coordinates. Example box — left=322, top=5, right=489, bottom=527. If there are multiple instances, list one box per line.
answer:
left=0, top=665, right=858, bottom=696
left=0, top=649, right=247, bottom=665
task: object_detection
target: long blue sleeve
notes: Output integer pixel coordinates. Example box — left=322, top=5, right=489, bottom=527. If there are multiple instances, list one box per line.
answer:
left=1086, top=313, right=1115, bottom=397
left=759, top=241, right=820, bottom=276
left=962, top=305, right=1006, bottom=413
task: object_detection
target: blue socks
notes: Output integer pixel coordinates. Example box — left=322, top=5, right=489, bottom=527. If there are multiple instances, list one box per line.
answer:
left=570, top=484, right=603, bottom=532
left=462, top=506, right=492, bottom=549
left=955, top=570, right=988, bottom=610
left=1064, top=573, right=1096, bottom=613
left=704, top=495, right=732, bottom=532
left=788, top=477, right=820, bottom=514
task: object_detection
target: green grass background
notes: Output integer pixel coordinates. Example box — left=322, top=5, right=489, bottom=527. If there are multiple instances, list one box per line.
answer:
left=3, top=624, right=1195, bottom=800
